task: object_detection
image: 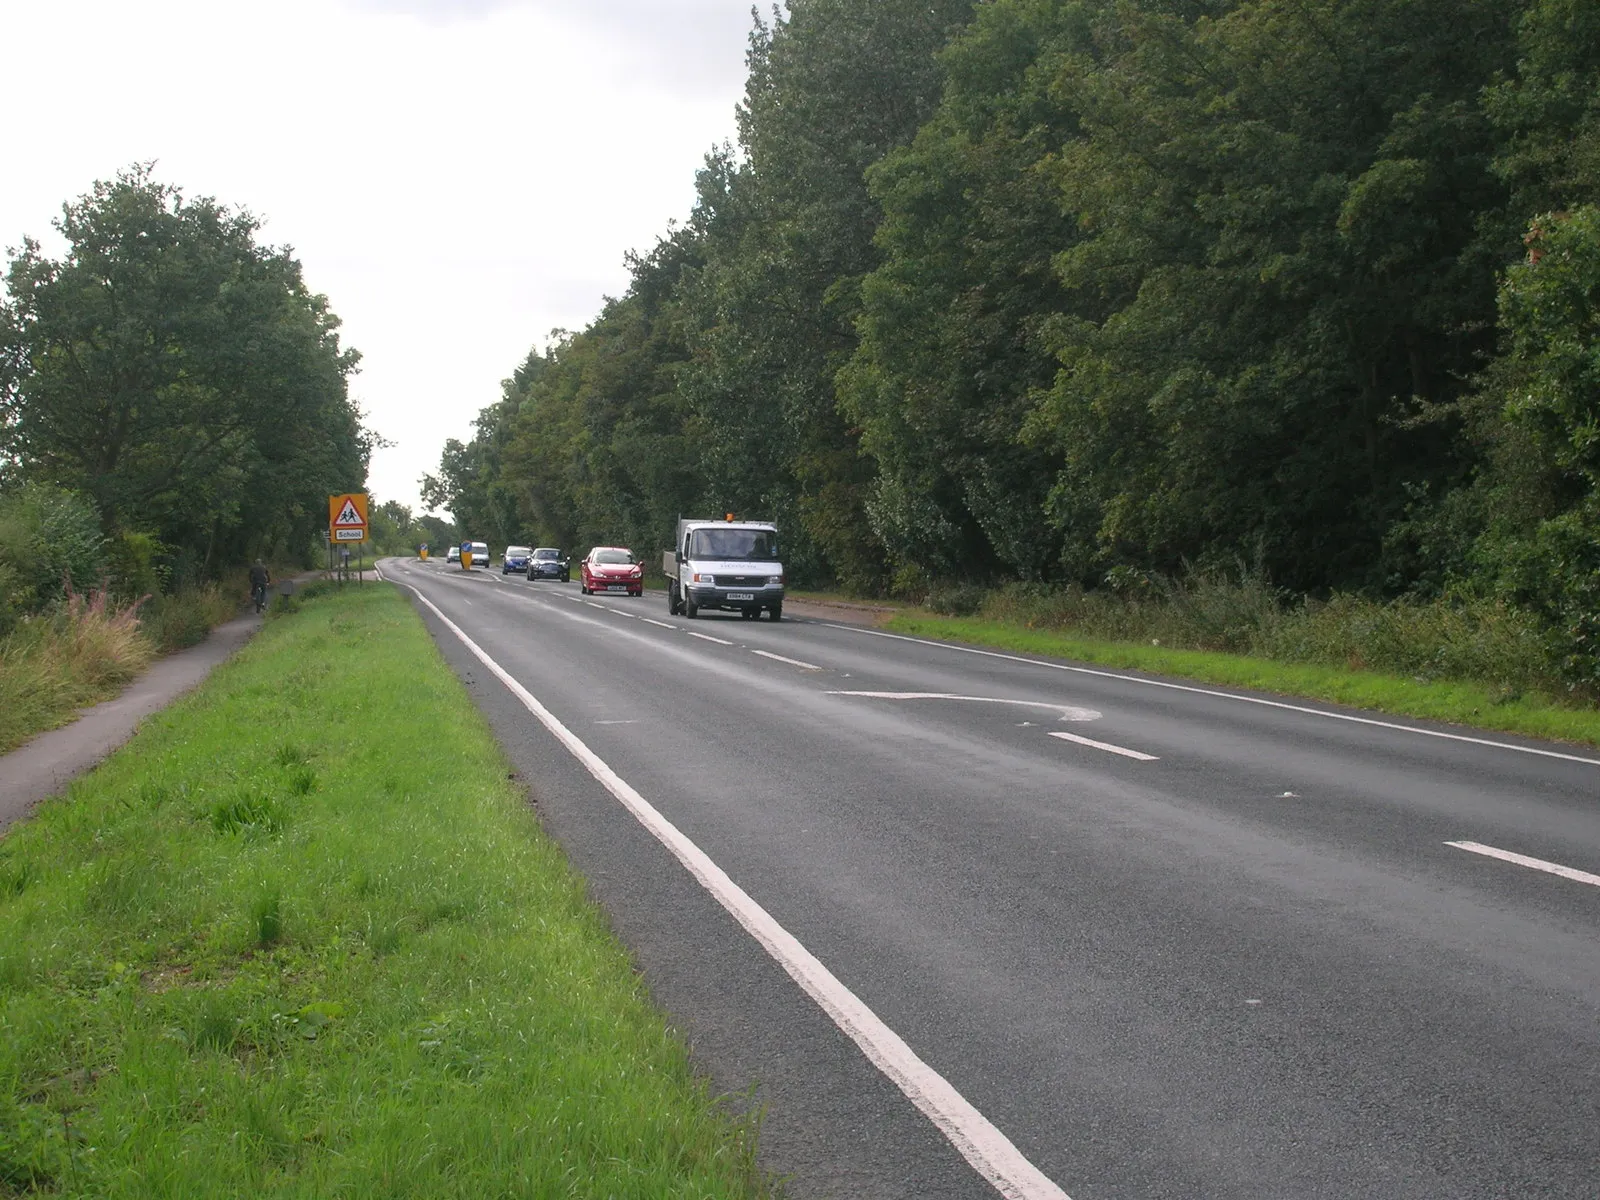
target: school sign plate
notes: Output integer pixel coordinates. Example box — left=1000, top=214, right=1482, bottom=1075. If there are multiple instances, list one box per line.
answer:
left=329, top=493, right=369, bottom=542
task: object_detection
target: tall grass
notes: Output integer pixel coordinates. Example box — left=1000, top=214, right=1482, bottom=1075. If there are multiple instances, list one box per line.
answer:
left=0, top=585, right=154, bottom=754
left=944, top=571, right=1579, bottom=703
left=0, top=578, right=253, bottom=754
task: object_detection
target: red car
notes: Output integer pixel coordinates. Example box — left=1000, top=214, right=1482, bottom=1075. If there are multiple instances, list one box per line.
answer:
left=580, top=547, right=643, bottom=596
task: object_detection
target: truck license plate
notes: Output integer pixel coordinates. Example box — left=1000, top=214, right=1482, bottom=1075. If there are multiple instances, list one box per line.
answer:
left=727, top=592, right=754, bottom=601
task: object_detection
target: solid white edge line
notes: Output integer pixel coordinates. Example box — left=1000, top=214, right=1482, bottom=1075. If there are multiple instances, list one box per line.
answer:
left=1047, top=731, right=1159, bottom=761
left=1445, top=841, right=1600, bottom=888
left=687, top=631, right=733, bottom=645
left=398, top=580, right=1068, bottom=1200
left=830, top=625, right=1600, bottom=768
left=752, top=649, right=821, bottom=671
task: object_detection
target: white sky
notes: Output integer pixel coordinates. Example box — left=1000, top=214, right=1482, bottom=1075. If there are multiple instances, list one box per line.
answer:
left=2, top=0, right=757, bottom=515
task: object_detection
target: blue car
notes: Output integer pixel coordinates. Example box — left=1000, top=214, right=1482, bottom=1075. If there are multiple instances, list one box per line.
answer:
left=502, top=545, right=532, bottom=574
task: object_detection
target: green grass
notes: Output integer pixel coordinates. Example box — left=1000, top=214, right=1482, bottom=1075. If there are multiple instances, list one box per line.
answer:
left=883, top=613, right=1600, bottom=748
left=0, top=583, right=772, bottom=1198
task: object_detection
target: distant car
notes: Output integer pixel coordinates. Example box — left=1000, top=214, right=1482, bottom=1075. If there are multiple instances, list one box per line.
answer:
left=467, top=541, right=490, bottom=568
left=526, top=547, right=570, bottom=583
left=581, top=547, right=643, bottom=596
left=445, top=545, right=461, bottom=563
left=502, top=545, right=531, bottom=574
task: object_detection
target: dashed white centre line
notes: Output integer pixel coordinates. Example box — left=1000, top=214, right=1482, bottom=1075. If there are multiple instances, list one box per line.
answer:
left=641, top=618, right=676, bottom=630
left=1047, top=731, right=1159, bottom=761
left=1445, top=841, right=1600, bottom=887
left=687, top=631, right=733, bottom=645
left=752, top=649, right=821, bottom=670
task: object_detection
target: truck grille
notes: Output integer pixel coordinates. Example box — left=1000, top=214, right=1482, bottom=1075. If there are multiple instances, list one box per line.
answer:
left=715, top=575, right=765, bottom=587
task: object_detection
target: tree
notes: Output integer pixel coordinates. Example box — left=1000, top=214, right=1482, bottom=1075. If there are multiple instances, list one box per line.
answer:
left=841, top=0, right=1093, bottom=585
left=1024, top=0, right=1518, bottom=591
left=0, top=166, right=371, bottom=579
left=677, top=0, right=979, bottom=590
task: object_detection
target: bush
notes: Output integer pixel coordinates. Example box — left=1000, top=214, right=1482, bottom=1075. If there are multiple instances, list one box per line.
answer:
left=140, top=582, right=242, bottom=651
left=105, top=528, right=169, bottom=603
left=926, top=581, right=988, bottom=616
left=980, top=570, right=1563, bottom=696
left=0, top=483, right=105, bottom=626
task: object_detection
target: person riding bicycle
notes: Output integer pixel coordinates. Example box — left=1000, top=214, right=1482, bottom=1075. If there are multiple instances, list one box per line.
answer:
left=249, top=560, right=271, bottom=612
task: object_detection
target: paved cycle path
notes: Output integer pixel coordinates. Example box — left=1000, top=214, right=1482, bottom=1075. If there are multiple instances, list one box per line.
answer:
left=0, top=564, right=341, bottom=837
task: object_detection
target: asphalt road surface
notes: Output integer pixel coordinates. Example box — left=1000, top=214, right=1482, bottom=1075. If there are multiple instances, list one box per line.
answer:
left=382, top=557, right=1600, bottom=1200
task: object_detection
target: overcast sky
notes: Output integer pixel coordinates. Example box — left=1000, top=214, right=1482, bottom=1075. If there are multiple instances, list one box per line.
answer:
left=3, top=0, right=759, bottom=514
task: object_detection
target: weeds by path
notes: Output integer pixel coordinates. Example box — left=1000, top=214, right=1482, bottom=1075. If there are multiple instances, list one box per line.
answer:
left=0, top=574, right=266, bottom=755
left=0, top=582, right=772, bottom=1198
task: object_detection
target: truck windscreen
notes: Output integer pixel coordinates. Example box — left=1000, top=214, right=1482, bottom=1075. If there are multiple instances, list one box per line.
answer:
left=690, top=529, right=778, bottom=560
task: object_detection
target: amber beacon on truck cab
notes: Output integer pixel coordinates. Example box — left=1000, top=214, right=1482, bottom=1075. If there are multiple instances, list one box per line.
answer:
left=663, top=516, right=785, bottom=621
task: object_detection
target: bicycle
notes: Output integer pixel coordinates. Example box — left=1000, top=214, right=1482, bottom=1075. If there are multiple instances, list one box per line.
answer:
left=251, top=582, right=268, bottom=613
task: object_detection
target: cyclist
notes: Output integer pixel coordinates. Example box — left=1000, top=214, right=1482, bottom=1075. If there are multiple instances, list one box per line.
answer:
left=249, top=560, right=271, bottom=613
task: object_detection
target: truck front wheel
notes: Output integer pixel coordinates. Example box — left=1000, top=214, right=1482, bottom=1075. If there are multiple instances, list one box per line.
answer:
left=767, top=601, right=782, bottom=621
left=685, top=594, right=699, bottom=619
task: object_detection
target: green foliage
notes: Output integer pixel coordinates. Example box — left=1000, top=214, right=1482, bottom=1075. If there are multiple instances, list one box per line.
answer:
left=1468, top=207, right=1600, bottom=684
left=980, top=571, right=1560, bottom=696
left=1024, top=0, right=1517, bottom=590
left=0, top=483, right=104, bottom=629
left=431, top=0, right=1600, bottom=687
left=842, top=0, right=1088, bottom=582
left=1, top=165, right=372, bottom=579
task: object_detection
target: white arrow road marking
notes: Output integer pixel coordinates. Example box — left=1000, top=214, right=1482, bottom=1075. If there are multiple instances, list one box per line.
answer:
left=829, top=691, right=1102, bottom=723
left=753, top=650, right=821, bottom=670
left=1445, top=841, right=1600, bottom=887
left=1047, top=731, right=1159, bottom=761
left=395, top=581, right=1070, bottom=1200
left=832, top=626, right=1600, bottom=768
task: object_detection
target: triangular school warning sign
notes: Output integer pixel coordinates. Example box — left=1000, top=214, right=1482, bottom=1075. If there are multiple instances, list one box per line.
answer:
left=328, top=493, right=368, bottom=541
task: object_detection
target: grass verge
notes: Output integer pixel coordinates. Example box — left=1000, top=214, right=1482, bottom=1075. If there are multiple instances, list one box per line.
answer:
left=0, top=582, right=771, bottom=1198
left=883, top=613, right=1600, bottom=749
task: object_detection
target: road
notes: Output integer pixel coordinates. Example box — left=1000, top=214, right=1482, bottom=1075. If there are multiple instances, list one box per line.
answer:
left=382, top=556, right=1600, bottom=1200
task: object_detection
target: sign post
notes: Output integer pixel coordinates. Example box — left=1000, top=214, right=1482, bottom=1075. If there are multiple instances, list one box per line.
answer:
left=329, top=493, right=369, bottom=584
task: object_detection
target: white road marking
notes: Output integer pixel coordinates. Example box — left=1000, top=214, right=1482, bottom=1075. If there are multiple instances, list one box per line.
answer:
left=1047, top=731, right=1159, bottom=761
left=594, top=720, right=639, bottom=725
left=753, top=649, right=821, bottom=671
left=397, top=581, right=1069, bottom=1200
left=641, top=618, right=676, bottom=630
left=1445, top=841, right=1600, bottom=888
left=829, top=691, right=1101, bottom=723
left=687, top=631, right=733, bottom=645
left=833, top=626, right=1600, bottom=767
left=606, top=608, right=637, bottom=619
